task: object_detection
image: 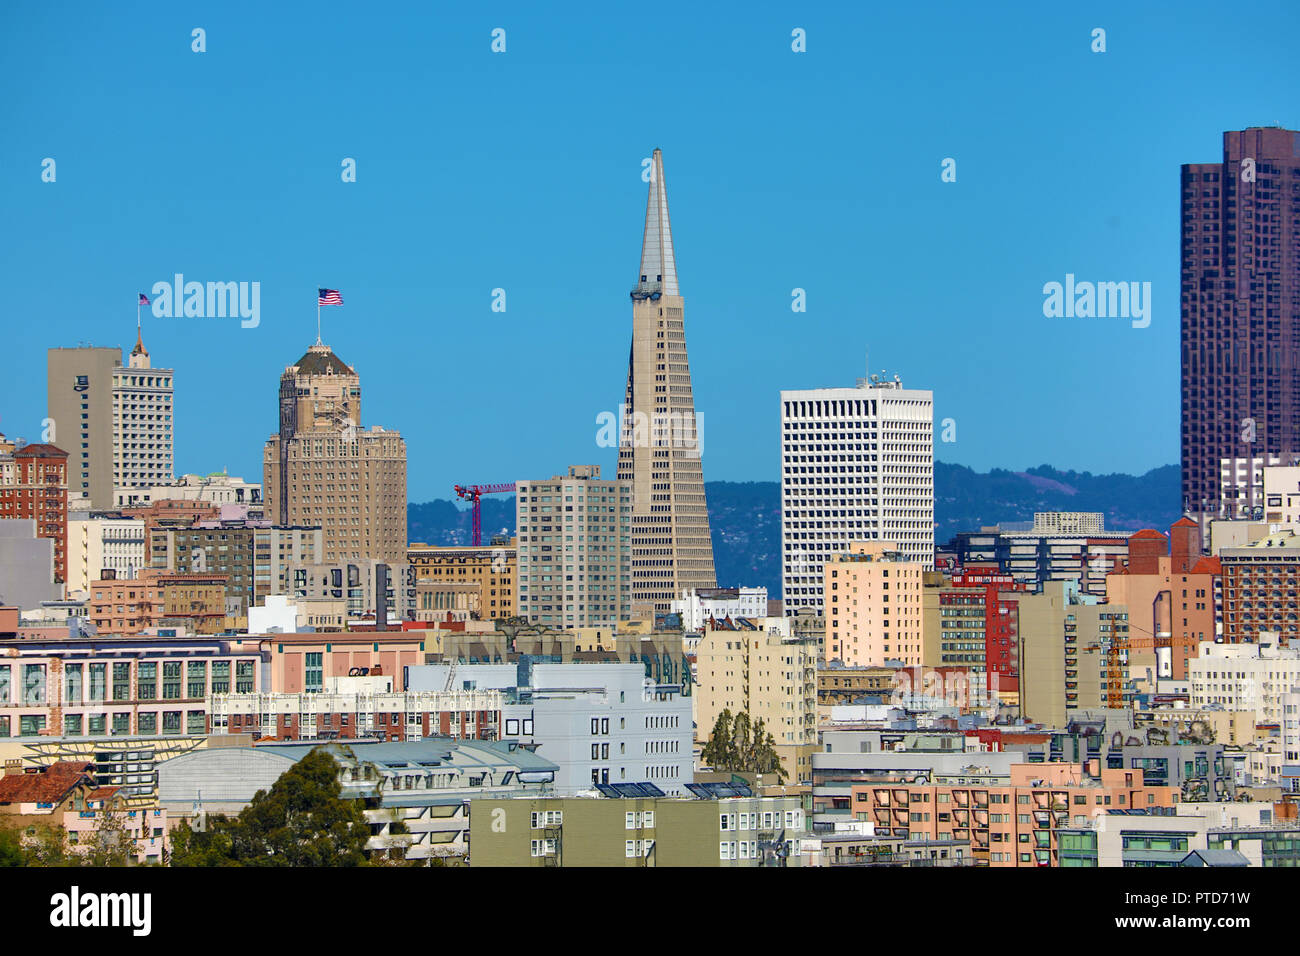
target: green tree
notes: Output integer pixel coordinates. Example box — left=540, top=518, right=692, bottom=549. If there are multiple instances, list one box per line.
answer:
left=172, top=747, right=371, bottom=867
left=21, top=822, right=75, bottom=866
left=700, top=708, right=788, bottom=783
left=79, top=809, right=137, bottom=867
left=700, top=708, right=736, bottom=770
left=0, top=824, right=27, bottom=866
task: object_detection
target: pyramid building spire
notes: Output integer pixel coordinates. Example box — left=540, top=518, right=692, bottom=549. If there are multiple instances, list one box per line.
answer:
left=634, top=148, right=679, bottom=299
left=619, top=148, right=716, bottom=614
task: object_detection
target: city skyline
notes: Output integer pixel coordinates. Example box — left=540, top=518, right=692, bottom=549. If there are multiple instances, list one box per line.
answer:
left=2, top=3, right=1298, bottom=505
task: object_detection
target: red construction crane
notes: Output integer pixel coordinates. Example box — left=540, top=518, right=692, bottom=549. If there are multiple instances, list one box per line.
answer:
left=453, top=483, right=515, bottom=546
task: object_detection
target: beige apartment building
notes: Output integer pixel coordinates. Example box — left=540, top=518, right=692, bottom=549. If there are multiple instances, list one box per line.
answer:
left=66, top=514, right=147, bottom=598
left=825, top=541, right=924, bottom=666
left=1017, top=581, right=1131, bottom=727
left=263, top=342, right=406, bottom=564
left=516, top=466, right=630, bottom=628
left=48, top=345, right=119, bottom=508
left=408, top=541, right=516, bottom=622
left=694, top=616, right=817, bottom=782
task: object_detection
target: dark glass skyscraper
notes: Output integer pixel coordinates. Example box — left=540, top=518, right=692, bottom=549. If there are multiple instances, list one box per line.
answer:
left=1181, top=127, right=1300, bottom=520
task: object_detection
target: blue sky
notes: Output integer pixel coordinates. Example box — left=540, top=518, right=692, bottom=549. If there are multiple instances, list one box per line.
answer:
left=1, top=1, right=1297, bottom=502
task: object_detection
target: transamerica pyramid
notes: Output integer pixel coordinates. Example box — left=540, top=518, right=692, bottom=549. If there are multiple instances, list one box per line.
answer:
left=618, top=148, right=717, bottom=614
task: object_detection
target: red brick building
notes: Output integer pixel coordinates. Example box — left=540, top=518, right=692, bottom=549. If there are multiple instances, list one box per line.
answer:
left=0, top=442, right=69, bottom=585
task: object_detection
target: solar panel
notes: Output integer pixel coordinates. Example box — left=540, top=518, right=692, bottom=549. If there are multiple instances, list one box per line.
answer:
left=613, top=783, right=644, bottom=798
left=596, top=783, right=621, bottom=798
left=685, top=783, right=711, bottom=799
left=638, top=782, right=666, bottom=797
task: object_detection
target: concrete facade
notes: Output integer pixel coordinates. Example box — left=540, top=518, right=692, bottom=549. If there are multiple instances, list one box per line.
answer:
left=516, top=466, right=630, bottom=628
left=781, top=379, right=934, bottom=613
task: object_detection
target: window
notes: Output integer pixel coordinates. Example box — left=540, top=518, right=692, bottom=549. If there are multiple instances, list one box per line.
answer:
left=506, top=718, right=520, bottom=735
left=88, top=714, right=106, bottom=736
left=187, top=711, right=206, bottom=735
left=162, top=662, right=182, bottom=699
left=626, top=811, right=637, bottom=830
left=137, top=712, right=157, bottom=735
left=627, top=840, right=637, bottom=858
left=136, top=662, right=156, bottom=700
left=65, top=664, right=83, bottom=704
left=0, top=665, right=8, bottom=705
left=211, top=661, right=230, bottom=694
left=162, top=711, right=182, bottom=734
left=89, top=664, right=106, bottom=702
left=304, top=653, right=323, bottom=693
left=643, top=811, right=654, bottom=828
left=20, top=715, right=47, bottom=736
left=236, top=661, right=255, bottom=694
left=23, top=664, right=46, bottom=705
left=187, top=661, right=207, bottom=698
left=64, top=714, right=83, bottom=736
left=112, top=713, right=130, bottom=735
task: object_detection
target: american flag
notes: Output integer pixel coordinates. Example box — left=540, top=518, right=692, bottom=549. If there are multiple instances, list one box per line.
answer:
left=318, top=288, right=343, bottom=306
left=138, top=293, right=150, bottom=306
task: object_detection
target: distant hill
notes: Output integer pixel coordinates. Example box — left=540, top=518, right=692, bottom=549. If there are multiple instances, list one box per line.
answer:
left=407, top=462, right=1180, bottom=596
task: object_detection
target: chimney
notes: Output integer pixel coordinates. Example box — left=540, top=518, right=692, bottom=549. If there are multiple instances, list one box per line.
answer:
left=1127, top=531, right=1167, bottom=575
left=1169, top=518, right=1202, bottom=574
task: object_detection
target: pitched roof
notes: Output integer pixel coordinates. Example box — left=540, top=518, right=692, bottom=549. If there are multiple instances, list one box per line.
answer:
left=1190, top=556, right=1222, bottom=575
left=1172, top=517, right=1199, bottom=528
left=290, top=344, right=354, bottom=377
left=15, top=443, right=68, bottom=459
left=1129, top=529, right=1167, bottom=540
left=0, top=761, right=92, bottom=804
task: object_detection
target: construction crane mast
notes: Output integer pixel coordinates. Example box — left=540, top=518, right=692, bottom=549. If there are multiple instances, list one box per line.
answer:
left=452, top=482, right=515, bottom=547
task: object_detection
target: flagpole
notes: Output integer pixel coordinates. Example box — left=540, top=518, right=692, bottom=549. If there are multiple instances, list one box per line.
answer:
left=316, top=289, right=322, bottom=345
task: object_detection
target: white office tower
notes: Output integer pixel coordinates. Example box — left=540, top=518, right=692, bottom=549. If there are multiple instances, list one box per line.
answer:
left=780, top=374, right=934, bottom=613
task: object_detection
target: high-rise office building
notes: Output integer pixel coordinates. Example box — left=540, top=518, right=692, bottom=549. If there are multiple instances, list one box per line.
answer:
left=1181, top=127, right=1300, bottom=521
left=618, top=149, right=716, bottom=615
left=781, top=376, right=934, bottom=613
left=516, top=465, right=630, bottom=628
left=48, top=330, right=174, bottom=511
left=263, top=342, right=407, bottom=564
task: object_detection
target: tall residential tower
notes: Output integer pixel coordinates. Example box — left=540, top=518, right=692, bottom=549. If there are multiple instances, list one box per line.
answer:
left=1181, top=127, right=1300, bottom=522
left=618, top=148, right=716, bottom=614
left=263, top=341, right=407, bottom=564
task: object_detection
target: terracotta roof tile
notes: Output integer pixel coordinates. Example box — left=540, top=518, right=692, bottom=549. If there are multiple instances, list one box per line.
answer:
left=0, top=761, right=92, bottom=804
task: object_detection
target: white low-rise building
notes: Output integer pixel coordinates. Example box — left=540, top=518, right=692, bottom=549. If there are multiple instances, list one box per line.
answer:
left=1188, top=637, right=1300, bottom=727
left=671, top=586, right=768, bottom=631
left=407, top=661, right=693, bottom=796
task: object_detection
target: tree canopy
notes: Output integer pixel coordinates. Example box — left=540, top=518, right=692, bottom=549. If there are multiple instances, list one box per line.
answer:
left=700, top=708, right=788, bottom=782
left=171, top=747, right=371, bottom=867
